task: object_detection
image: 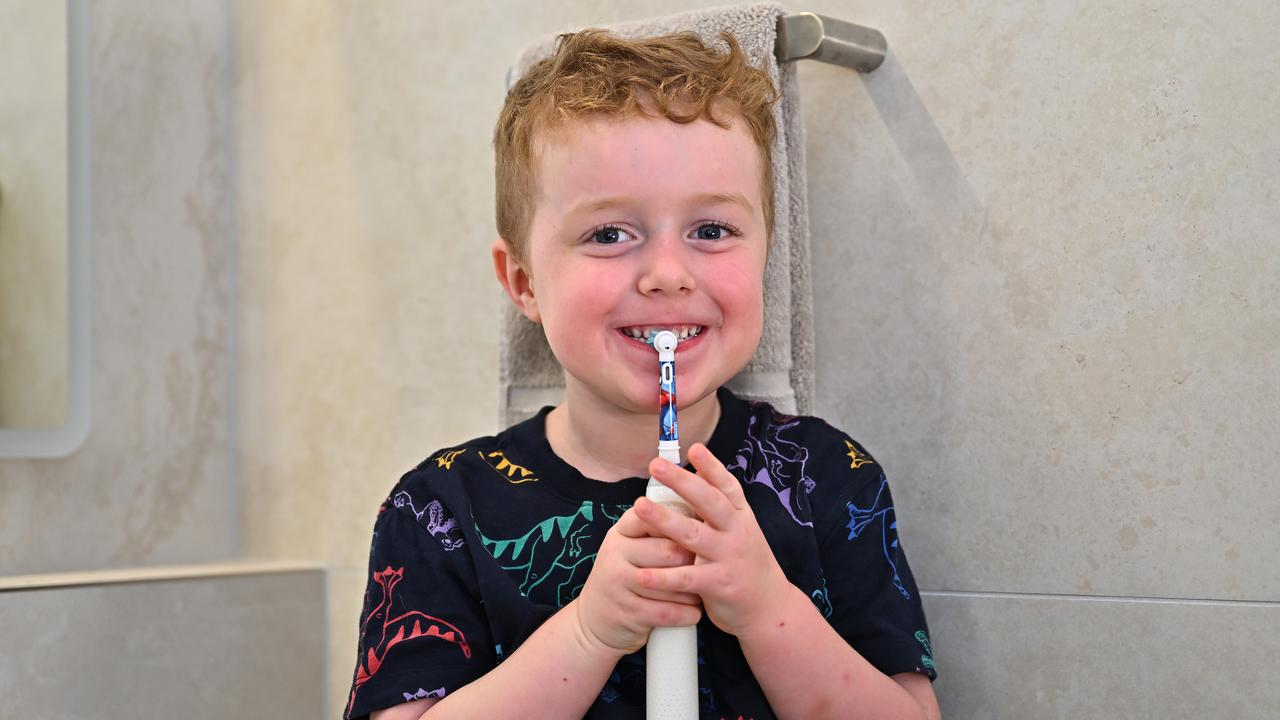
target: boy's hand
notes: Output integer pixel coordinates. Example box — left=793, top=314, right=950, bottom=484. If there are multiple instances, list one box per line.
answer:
left=573, top=505, right=704, bottom=657
left=634, top=443, right=792, bottom=638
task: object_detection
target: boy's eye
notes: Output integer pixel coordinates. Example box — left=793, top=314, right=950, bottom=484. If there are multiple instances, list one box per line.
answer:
left=694, top=222, right=742, bottom=241
left=590, top=225, right=632, bottom=245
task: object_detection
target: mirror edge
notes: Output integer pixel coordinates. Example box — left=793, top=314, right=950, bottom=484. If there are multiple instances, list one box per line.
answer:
left=0, top=0, right=91, bottom=459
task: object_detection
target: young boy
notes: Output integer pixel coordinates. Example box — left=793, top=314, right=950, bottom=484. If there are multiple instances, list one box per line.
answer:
left=346, top=29, right=940, bottom=720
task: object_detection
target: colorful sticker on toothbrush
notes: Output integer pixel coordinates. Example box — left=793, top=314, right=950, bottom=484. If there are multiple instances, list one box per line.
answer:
left=648, top=329, right=680, bottom=443
left=659, top=356, right=678, bottom=442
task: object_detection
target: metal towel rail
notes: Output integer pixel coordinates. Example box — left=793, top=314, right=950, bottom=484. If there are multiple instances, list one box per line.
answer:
left=505, top=13, right=886, bottom=88
left=776, top=12, right=886, bottom=72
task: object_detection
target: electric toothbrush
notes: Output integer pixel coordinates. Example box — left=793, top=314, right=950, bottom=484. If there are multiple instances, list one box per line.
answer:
left=643, top=329, right=699, bottom=720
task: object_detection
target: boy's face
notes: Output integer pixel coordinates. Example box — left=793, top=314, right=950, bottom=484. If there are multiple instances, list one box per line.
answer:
left=495, top=108, right=768, bottom=416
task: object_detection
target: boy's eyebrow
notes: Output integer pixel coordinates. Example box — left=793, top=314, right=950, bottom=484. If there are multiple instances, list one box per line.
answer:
left=568, top=192, right=754, bottom=217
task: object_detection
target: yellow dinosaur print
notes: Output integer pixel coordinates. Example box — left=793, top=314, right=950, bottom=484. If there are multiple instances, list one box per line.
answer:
left=433, top=449, right=466, bottom=470
left=845, top=440, right=875, bottom=470
left=482, top=450, right=539, bottom=484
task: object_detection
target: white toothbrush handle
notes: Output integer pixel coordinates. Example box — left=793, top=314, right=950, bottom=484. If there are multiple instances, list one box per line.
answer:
left=645, top=481, right=699, bottom=719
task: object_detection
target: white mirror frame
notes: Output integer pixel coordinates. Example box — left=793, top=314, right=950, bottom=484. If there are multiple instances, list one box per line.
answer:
left=0, top=0, right=90, bottom=458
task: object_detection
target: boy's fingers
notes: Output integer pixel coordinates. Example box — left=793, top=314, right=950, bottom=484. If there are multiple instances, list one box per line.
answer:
left=633, top=585, right=702, bottom=607
left=687, top=443, right=749, bottom=511
left=611, top=504, right=656, bottom=538
left=638, top=565, right=703, bottom=595
left=627, top=536, right=695, bottom=568
left=640, top=598, right=704, bottom=629
left=635, top=497, right=715, bottom=556
left=648, top=457, right=736, bottom=529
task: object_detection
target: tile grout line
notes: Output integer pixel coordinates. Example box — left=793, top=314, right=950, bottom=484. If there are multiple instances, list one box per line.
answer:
left=920, top=588, right=1280, bottom=608
left=0, top=561, right=325, bottom=593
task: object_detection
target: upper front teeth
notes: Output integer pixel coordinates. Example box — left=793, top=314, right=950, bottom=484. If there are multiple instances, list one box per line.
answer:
left=623, top=326, right=704, bottom=340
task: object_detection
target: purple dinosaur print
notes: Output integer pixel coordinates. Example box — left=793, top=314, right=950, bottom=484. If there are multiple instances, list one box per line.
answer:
left=393, top=490, right=465, bottom=551
left=726, top=413, right=815, bottom=526
left=402, top=686, right=446, bottom=702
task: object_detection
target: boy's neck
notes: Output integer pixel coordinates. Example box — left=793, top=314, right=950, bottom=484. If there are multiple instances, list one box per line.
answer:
left=545, top=385, right=721, bottom=483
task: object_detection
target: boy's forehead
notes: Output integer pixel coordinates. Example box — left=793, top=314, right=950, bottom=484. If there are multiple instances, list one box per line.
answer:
left=532, top=111, right=759, bottom=203
left=538, top=97, right=741, bottom=146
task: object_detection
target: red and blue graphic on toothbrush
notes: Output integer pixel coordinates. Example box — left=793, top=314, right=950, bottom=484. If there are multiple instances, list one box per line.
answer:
left=659, top=358, right=678, bottom=442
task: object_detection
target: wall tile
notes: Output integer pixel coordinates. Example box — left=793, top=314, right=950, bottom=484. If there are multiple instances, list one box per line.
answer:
left=0, top=570, right=325, bottom=719
left=924, top=591, right=1279, bottom=719
left=803, top=0, right=1280, bottom=601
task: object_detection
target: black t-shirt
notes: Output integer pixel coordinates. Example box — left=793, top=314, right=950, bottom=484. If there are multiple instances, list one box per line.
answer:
left=344, top=388, right=936, bottom=719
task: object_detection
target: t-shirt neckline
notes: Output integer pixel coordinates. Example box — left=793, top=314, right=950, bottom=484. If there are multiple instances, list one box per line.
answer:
left=505, top=387, right=750, bottom=505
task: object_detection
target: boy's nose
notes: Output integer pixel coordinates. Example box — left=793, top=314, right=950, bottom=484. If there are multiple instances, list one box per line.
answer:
left=637, top=237, right=697, bottom=296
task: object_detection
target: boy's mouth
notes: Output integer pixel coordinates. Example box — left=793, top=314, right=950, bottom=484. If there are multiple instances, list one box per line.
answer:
left=618, top=325, right=704, bottom=342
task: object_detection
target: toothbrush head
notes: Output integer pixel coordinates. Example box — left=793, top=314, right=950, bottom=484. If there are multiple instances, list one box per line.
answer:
left=646, top=329, right=679, bottom=353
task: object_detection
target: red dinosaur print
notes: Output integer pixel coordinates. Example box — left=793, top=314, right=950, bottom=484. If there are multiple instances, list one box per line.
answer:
left=345, top=566, right=472, bottom=716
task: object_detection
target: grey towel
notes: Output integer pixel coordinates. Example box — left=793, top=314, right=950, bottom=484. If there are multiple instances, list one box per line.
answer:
left=499, top=1, right=813, bottom=426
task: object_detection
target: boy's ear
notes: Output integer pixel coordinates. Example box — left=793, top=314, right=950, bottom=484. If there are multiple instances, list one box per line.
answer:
left=491, top=237, right=540, bottom=324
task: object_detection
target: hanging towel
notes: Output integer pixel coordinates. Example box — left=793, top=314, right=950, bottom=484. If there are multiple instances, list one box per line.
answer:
left=498, top=1, right=814, bottom=426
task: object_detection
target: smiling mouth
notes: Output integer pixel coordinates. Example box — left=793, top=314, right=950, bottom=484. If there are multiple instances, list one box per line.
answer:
left=618, top=325, right=705, bottom=342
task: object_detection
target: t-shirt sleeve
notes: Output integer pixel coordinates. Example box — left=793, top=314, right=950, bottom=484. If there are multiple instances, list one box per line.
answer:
left=812, top=435, right=938, bottom=681
left=343, top=483, right=495, bottom=719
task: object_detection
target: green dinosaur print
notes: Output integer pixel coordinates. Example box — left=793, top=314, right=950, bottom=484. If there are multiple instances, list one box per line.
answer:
left=476, top=501, right=599, bottom=607
left=915, top=630, right=935, bottom=672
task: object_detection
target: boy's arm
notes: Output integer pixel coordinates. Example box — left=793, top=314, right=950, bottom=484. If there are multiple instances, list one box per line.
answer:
left=419, top=598, right=623, bottom=718
left=737, top=581, right=940, bottom=720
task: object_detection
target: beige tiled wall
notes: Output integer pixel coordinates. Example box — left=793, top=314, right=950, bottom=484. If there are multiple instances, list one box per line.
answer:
left=0, top=2, right=313, bottom=717
left=921, top=591, right=1279, bottom=717
left=0, top=568, right=326, bottom=720
left=0, top=0, right=237, bottom=574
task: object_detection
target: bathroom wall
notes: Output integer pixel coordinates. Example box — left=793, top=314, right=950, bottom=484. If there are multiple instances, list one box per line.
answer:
left=0, top=567, right=325, bottom=720
left=0, top=0, right=236, bottom=577
left=0, top=2, right=321, bottom=718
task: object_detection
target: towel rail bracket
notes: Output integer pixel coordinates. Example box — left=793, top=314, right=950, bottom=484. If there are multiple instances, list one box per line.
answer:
left=776, top=12, right=886, bottom=73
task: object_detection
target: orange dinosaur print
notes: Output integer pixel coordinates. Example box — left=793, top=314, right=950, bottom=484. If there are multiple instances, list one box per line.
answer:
left=433, top=448, right=466, bottom=469
left=845, top=439, right=875, bottom=469
left=481, top=450, right=538, bottom=483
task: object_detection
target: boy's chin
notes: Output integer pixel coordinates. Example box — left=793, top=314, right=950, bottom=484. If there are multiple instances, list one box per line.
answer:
left=623, top=378, right=719, bottom=414
left=571, top=381, right=693, bottom=417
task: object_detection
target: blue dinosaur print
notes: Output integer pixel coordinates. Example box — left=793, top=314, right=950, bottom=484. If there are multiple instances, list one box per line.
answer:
left=846, top=475, right=910, bottom=600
